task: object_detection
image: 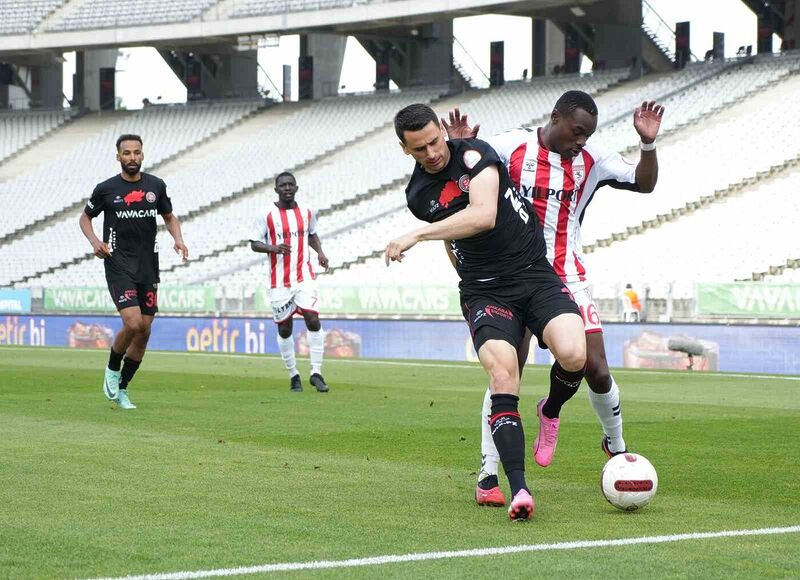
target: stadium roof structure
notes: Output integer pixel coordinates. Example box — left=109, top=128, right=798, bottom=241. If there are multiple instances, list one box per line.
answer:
left=0, top=0, right=608, bottom=57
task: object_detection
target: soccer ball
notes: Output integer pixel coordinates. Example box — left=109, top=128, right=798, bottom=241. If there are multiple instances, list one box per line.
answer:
left=600, top=453, right=658, bottom=511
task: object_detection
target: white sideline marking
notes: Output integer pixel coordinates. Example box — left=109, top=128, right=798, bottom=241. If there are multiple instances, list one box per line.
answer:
left=4, top=345, right=800, bottom=381
left=86, top=525, right=800, bottom=580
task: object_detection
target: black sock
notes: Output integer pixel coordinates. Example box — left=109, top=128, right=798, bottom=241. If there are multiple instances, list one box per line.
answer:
left=489, top=393, right=528, bottom=497
left=542, top=361, right=585, bottom=419
left=108, top=348, right=124, bottom=372
left=119, top=356, right=141, bottom=390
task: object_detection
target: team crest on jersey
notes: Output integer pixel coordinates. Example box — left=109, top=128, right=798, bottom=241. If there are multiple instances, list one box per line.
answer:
left=573, top=167, right=585, bottom=186
left=462, top=149, right=482, bottom=169
left=458, top=174, right=470, bottom=192
left=146, top=191, right=156, bottom=203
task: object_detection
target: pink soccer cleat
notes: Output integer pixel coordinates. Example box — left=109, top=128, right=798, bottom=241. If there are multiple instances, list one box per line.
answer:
left=475, top=477, right=506, bottom=507
left=508, top=489, right=534, bottom=521
left=533, top=398, right=560, bottom=467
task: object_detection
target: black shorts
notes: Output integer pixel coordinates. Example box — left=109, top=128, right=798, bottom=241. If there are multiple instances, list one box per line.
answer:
left=107, top=274, right=158, bottom=315
left=461, top=263, right=580, bottom=353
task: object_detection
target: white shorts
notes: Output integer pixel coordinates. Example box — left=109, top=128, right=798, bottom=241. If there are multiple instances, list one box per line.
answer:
left=566, top=281, right=603, bottom=334
left=268, top=281, right=319, bottom=323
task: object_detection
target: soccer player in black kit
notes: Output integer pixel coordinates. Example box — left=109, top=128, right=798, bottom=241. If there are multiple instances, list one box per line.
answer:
left=386, top=104, right=586, bottom=521
left=79, top=134, right=188, bottom=409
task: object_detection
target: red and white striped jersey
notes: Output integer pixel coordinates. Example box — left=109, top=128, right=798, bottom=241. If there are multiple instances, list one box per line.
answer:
left=487, top=128, right=638, bottom=283
left=251, top=203, right=318, bottom=289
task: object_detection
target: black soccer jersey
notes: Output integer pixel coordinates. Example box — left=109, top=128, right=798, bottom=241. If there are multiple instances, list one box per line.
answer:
left=84, top=173, right=172, bottom=284
left=405, top=138, right=546, bottom=284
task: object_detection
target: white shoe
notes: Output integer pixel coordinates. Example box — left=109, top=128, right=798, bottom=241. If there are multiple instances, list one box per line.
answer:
left=103, top=368, right=121, bottom=400
left=116, top=389, right=137, bottom=409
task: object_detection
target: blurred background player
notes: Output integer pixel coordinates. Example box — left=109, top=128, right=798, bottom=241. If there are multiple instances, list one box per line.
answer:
left=622, top=283, right=643, bottom=321
left=79, top=134, right=189, bottom=409
left=387, top=103, right=586, bottom=521
left=443, top=91, right=663, bottom=505
left=249, top=171, right=330, bottom=393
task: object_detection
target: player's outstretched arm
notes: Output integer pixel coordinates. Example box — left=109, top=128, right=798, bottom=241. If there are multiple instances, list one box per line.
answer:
left=79, top=212, right=112, bottom=259
left=633, top=100, right=664, bottom=193
left=441, top=107, right=480, bottom=140
left=384, top=166, right=499, bottom=265
left=308, top=233, right=328, bottom=269
left=162, top=212, right=189, bottom=262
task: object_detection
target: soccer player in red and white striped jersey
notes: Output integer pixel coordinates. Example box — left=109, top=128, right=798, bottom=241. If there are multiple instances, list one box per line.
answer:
left=444, top=91, right=664, bottom=504
left=250, top=171, right=330, bottom=393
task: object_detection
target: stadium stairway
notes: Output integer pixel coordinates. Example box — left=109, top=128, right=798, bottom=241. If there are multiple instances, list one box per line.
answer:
left=583, top=64, right=800, bottom=254
left=748, top=256, right=800, bottom=282
left=35, top=0, right=91, bottom=32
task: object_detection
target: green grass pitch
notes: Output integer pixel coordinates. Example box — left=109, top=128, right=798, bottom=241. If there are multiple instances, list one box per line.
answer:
left=1, top=346, right=798, bottom=579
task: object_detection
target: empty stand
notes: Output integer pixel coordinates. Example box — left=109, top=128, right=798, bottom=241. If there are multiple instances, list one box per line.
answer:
left=49, top=0, right=218, bottom=31
left=0, top=0, right=64, bottom=35
left=0, top=109, right=75, bottom=161
left=0, top=99, right=264, bottom=241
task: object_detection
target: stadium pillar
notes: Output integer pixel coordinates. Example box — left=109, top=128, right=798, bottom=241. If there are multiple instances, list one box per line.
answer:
left=586, top=0, right=642, bottom=75
left=712, top=32, right=725, bottom=61
left=757, top=7, right=774, bottom=54
left=300, top=33, right=346, bottom=99
left=531, top=19, right=565, bottom=77
left=81, top=49, right=118, bottom=111
left=786, top=0, right=800, bottom=51
left=355, top=20, right=453, bottom=90
left=594, top=23, right=641, bottom=71
left=0, top=64, right=10, bottom=109
left=28, top=62, right=63, bottom=109
left=199, top=51, right=260, bottom=100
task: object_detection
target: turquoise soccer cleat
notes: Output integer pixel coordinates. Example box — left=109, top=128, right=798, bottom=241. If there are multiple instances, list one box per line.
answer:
left=103, top=368, right=121, bottom=400
left=115, top=389, right=137, bottom=410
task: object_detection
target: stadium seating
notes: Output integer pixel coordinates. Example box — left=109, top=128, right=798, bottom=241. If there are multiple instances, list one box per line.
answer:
left=0, top=0, right=64, bottom=35
left=585, top=170, right=800, bottom=298
left=7, top=52, right=800, bottom=313
left=48, top=0, right=218, bottom=31
left=0, top=99, right=264, bottom=242
left=1, top=89, right=443, bottom=286
left=592, top=52, right=800, bottom=154
left=581, top=63, right=800, bottom=246
left=0, top=108, right=75, bottom=161
left=230, top=0, right=357, bottom=18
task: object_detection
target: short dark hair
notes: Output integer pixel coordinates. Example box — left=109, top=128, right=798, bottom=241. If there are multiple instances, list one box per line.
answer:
left=554, top=91, right=598, bottom=117
left=394, top=103, right=439, bottom=142
left=116, top=134, right=142, bottom=150
left=275, top=171, right=296, bottom=184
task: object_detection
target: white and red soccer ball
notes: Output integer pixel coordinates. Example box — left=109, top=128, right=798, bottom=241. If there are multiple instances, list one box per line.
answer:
left=601, top=453, right=658, bottom=511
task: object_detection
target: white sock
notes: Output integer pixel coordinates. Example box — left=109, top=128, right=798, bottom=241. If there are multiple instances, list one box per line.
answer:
left=479, top=386, right=500, bottom=482
left=588, top=376, right=626, bottom=453
left=277, top=334, right=298, bottom=378
left=308, top=328, right=324, bottom=376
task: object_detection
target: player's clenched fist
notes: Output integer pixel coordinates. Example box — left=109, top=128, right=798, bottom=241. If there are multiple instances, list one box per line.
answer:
left=91, top=240, right=112, bottom=259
